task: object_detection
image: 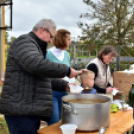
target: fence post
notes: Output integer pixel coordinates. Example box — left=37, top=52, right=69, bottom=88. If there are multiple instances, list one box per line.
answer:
left=116, top=45, right=121, bottom=70
left=73, top=44, right=76, bottom=62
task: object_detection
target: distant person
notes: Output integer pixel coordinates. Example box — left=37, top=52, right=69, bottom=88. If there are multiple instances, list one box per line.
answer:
left=87, top=45, right=118, bottom=94
left=46, top=29, right=74, bottom=125
left=80, top=70, right=97, bottom=94
left=0, top=19, right=82, bottom=134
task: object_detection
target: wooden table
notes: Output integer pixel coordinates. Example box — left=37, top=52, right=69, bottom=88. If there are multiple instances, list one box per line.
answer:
left=38, top=109, right=134, bottom=134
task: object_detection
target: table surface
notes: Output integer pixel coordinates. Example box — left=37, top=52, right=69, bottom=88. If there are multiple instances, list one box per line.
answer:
left=38, top=109, right=134, bottom=134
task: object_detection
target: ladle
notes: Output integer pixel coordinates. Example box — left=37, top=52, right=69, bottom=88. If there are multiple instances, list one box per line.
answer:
left=98, top=127, right=107, bottom=134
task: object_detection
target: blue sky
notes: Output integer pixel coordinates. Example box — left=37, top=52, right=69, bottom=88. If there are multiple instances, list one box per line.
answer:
left=5, top=0, right=89, bottom=40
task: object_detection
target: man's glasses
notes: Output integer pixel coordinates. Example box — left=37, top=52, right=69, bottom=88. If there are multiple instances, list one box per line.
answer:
left=45, top=29, right=53, bottom=39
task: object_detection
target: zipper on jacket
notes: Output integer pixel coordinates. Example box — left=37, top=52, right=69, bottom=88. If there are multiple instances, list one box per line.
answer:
left=106, top=65, right=108, bottom=88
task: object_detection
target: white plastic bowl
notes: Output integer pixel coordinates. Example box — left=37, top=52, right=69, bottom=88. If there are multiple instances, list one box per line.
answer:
left=60, top=124, right=77, bottom=134
left=63, top=77, right=75, bottom=83
left=69, top=84, right=83, bottom=94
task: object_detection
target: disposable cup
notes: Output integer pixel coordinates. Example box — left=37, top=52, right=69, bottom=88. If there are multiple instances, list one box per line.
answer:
left=60, top=124, right=77, bottom=134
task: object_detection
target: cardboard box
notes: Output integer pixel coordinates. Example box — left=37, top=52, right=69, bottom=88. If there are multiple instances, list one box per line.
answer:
left=113, top=71, right=134, bottom=102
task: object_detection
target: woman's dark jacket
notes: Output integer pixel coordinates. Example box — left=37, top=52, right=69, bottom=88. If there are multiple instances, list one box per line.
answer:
left=0, top=32, right=69, bottom=117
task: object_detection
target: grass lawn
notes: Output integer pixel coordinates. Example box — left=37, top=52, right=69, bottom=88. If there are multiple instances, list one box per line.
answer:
left=0, top=85, right=9, bottom=134
left=0, top=115, right=9, bottom=134
left=0, top=86, right=2, bottom=90
left=128, top=128, right=133, bottom=134
left=5, top=53, right=8, bottom=58
left=77, top=56, right=95, bottom=58
left=5, top=53, right=8, bottom=63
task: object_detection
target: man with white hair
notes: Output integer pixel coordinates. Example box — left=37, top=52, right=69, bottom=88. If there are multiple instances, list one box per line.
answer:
left=0, top=19, right=80, bottom=134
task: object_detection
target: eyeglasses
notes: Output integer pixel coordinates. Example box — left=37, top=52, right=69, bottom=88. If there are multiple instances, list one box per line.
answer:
left=45, top=29, right=53, bottom=39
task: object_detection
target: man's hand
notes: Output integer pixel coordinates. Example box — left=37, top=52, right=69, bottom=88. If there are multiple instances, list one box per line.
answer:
left=66, top=83, right=76, bottom=92
left=69, top=69, right=89, bottom=78
left=77, top=69, right=89, bottom=76
left=81, top=69, right=89, bottom=72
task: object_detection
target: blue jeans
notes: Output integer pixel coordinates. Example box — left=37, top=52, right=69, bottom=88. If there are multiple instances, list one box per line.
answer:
left=49, top=90, right=67, bottom=125
left=5, top=115, right=40, bottom=134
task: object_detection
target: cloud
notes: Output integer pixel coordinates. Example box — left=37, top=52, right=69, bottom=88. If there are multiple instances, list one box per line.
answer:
left=6, top=0, right=88, bottom=38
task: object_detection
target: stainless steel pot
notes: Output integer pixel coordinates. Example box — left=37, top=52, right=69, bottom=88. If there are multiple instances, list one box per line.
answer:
left=62, top=94, right=111, bottom=131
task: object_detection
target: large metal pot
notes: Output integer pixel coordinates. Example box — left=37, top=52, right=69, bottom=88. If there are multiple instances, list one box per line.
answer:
left=62, top=94, right=111, bottom=131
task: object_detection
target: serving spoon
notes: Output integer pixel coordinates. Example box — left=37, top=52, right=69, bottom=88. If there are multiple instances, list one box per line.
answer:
left=98, top=127, right=107, bottom=134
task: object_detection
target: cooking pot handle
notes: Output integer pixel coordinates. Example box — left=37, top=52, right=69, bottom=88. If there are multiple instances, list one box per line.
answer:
left=63, top=104, right=77, bottom=115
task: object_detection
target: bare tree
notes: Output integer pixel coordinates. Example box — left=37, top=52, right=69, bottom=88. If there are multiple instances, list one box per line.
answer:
left=78, top=0, right=134, bottom=47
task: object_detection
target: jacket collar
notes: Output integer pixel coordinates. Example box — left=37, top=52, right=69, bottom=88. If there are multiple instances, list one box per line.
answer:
left=29, top=32, right=47, bottom=57
left=99, top=58, right=108, bottom=68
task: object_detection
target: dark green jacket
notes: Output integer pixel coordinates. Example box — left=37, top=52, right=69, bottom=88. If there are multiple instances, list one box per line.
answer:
left=0, top=33, right=69, bottom=117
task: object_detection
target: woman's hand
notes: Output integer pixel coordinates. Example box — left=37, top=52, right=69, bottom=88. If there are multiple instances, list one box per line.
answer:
left=113, top=87, right=119, bottom=90
left=106, top=87, right=114, bottom=93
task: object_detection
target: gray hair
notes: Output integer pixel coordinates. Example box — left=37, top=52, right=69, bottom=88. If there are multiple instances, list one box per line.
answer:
left=32, top=19, right=56, bottom=31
